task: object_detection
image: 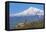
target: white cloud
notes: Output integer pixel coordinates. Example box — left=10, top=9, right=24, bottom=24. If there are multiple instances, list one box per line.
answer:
left=10, top=7, right=44, bottom=17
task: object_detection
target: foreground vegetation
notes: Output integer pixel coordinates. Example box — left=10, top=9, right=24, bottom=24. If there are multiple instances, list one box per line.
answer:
left=15, top=20, right=44, bottom=29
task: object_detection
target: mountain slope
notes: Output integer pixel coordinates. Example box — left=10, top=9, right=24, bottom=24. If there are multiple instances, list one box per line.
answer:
left=10, top=7, right=44, bottom=17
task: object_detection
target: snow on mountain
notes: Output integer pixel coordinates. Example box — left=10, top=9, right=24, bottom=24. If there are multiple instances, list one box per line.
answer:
left=10, top=7, right=44, bottom=17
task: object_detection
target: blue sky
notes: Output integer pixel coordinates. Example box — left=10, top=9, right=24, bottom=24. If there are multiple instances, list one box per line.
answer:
left=9, top=3, right=44, bottom=14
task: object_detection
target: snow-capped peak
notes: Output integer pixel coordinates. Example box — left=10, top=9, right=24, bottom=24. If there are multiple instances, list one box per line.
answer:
left=10, top=7, right=44, bottom=17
